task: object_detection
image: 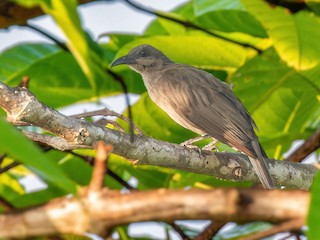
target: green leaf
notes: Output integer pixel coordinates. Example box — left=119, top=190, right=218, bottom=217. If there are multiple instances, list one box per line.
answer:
left=232, top=48, right=320, bottom=158
left=144, top=18, right=187, bottom=36
left=242, top=0, right=320, bottom=70
left=108, top=153, right=175, bottom=190
left=194, top=0, right=245, bottom=14
left=0, top=172, right=25, bottom=206
left=51, top=151, right=123, bottom=190
left=306, top=0, right=320, bottom=16
left=0, top=117, right=76, bottom=193
left=144, top=2, right=194, bottom=36
left=114, top=35, right=254, bottom=72
left=194, top=0, right=267, bottom=37
left=40, top=0, right=106, bottom=93
left=308, top=172, right=320, bottom=239
left=0, top=44, right=145, bottom=108
left=0, top=44, right=60, bottom=84
left=11, top=185, right=66, bottom=208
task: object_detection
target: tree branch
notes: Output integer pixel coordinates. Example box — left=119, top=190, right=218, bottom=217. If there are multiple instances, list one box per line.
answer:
left=286, top=129, right=320, bottom=163
left=89, top=142, right=112, bottom=192
left=0, top=188, right=309, bottom=239
left=0, top=82, right=317, bottom=190
left=194, top=221, right=226, bottom=240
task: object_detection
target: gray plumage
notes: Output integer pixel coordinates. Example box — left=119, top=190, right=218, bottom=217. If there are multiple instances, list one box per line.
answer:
left=111, top=44, right=275, bottom=189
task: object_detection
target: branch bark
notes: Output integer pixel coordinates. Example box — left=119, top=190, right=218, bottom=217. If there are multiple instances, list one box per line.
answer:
left=0, top=82, right=317, bottom=190
left=286, top=129, right=320, bottom=163
left=0, top=188, right=309, bottom=238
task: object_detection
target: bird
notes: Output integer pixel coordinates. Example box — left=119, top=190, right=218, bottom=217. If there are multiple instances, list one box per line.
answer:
left=111, top=44, right=275, bottom=189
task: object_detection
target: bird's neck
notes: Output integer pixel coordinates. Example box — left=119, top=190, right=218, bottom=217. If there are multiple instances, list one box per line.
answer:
left=130, top=60, right=174, bottom=75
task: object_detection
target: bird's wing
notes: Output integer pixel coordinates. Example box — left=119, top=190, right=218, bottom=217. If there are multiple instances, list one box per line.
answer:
left=159, top=65, right=261, bottom=158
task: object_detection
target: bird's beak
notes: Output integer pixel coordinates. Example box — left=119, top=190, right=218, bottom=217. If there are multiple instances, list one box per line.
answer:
left=111, top=55, right=130, bottom=67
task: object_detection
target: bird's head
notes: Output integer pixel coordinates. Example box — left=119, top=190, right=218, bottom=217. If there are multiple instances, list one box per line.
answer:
left=111, top=44, right=172, bottom=73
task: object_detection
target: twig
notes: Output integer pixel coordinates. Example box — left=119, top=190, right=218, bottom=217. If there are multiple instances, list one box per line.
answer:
left=22, top=131, right=89, bottom=151
left=286, top=129, right=320, bottom=162
left=0, top=197, right=14, bottom=213
left=239, top=218, right=304, bottom=240
left=194, top=221, right=226, bottom=240
left=18, top=76, right=30, bottom=88
left=0, top=154, right=6, bottom=166
left=107, top=168, right=136, bottom=191
left=71, top=108, right=143, bottom=134
left=105, top=69, right=135, bottom=142
left=67, top=151, right=137, bottom=191
left=168, top=222, right=190, bottom=240
left=95, top=119, right=125, bottom=132
left=122, top=0, right=262, bottom=53
left=89, top=141, right=112, bottom=192
left=0, top=161, right=21, bottom=174
left=24, top=23, right=68, bottom=51
left=265, top=0, right=306, bottom=13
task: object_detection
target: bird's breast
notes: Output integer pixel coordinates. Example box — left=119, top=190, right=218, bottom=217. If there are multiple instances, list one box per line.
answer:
left=142, top=74, right=205, bottom=135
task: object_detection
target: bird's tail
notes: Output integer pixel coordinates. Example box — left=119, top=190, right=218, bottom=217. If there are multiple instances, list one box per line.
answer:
left=249, top=140, right=275, bottom=189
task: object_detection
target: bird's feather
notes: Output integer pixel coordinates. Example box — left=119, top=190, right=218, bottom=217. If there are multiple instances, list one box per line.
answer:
left=151, top=64, right=260, bottom=158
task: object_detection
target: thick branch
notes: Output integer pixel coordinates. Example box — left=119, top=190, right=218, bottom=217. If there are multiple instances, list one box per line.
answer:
left=0, top=188, right=309, bottom=239
left=0, top=82, right=317, bottom=190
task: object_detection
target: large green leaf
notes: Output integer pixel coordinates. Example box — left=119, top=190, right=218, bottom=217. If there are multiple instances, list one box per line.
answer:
left=193, top=0, right=267, bottom=37
left=10, top=185, right=66, bottom=208
left=144, top=2, right=193, bottom=36
left=0, top=44, right=60, bottom=84
left=232, top=48, right=320, bottom=158
left=306, top=0, right=320, bottom=16
left=40, top=0, right=106, bottom=92
left=113, top=35, right=254, bottom=71
left=0, top=44, right=145, bottom=108
left=308, top=172, right=320, bottom=239
left=15, top=0, right=107, bottom=92
left=0, top=117, right=76, bottom=193
left=242, top=0, right=320, bottom=70
left=49, top=151, right=124, bottom=190
left=254, top=89, right=318, bottom=158
left=233, top=49, right=319, bottom=112
left=0, top=172, right=25, bottom=209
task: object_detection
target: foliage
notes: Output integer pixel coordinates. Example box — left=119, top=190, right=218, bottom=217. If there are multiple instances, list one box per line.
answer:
left=0, top=0, right=319, bottom=239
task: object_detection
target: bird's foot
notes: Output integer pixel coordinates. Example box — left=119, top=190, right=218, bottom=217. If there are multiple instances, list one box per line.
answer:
left=180, top=135, right=218, bottom=154
left=202, top=139, right=218, bottom=151
left=180, top=134, right=210, bottom=147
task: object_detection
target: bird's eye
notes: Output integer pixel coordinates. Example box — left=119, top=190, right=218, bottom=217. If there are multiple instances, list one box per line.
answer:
left=140, top=51, right=146, bottom=57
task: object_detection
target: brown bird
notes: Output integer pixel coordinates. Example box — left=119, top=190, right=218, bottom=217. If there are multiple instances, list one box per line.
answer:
left=111, top=44, right=275, bottom=189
